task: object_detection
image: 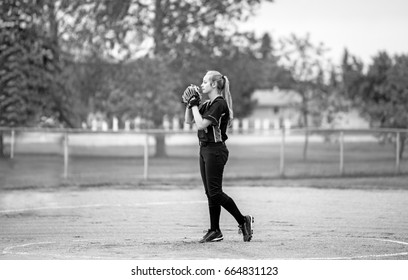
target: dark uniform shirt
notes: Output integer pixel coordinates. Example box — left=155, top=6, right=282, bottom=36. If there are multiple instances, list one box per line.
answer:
left=198, top=96, right=230, bottom=143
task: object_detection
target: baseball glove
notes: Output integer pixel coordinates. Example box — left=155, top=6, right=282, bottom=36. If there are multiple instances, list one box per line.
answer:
left=181, top=84, right=201, bottom=105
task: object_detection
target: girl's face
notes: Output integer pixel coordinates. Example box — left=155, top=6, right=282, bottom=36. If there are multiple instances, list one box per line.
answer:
left=201, top=74, right=214, bottom=95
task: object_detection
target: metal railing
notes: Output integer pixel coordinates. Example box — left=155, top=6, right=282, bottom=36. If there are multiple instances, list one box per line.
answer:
left=280, top=128, right=407, bottom=176
left=1, top=127, right=193, bottom=179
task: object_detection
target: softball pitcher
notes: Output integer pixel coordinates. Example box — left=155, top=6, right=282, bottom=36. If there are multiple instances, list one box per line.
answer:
left=183, top=70, right=253, bottom=243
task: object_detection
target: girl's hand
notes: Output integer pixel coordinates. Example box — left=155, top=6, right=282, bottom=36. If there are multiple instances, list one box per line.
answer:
left=188, top=96, right=200, bottom=109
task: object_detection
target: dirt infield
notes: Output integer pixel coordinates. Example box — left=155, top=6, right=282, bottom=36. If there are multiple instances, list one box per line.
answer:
left=1, top=183, right=407, bottom=260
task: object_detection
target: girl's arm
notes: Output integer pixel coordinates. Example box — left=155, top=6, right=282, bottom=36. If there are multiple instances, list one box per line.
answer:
left=184, top=107, right=194, bottom=124
left=191, top=106, right=212, bottom=130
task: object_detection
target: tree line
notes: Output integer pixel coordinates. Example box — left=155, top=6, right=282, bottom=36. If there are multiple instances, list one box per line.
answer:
left=1, top=0, right=407, bottom=158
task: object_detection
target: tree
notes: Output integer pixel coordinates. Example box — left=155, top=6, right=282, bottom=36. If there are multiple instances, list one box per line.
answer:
left=54, top=0, right=134, bottom=59
left=77, top=0, right=274, bottom=156
left=1, top=0, right=275, bottom=157
left=169, top=30, right=279, bottom=118
left=101, top=31, right=279, bottom=156
left=55, top=0, right=275, bottom=156
left=384, top=55, right=408, bottom=158
left=0, top=0, right=76, bottom=156
left=342, top=51, right=408, bottom=158
left=277, top=33, right=333, bottom=160
left=132, top=0, right=273, bottom=156
left=103, top=56, right=180, bottom=157
left=255, top=32, right=293, bottom=90
left=260, top=33, right=273, bottom=60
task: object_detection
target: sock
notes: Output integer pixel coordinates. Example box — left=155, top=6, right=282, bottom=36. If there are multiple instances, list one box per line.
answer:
left=209, top=205, right=221, bottom=231
left=221, top=197, right=245, bottom=225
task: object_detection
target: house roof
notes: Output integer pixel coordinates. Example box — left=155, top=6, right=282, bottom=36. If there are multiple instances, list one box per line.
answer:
left=252, top=88, right=302, bottom=107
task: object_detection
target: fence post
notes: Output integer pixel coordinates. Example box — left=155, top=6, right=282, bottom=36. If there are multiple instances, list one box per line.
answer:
left=63, top=132, right=69, bottom=178
left=10, top=129, right=15, bottom=159
left=395, top=131, right=400, bottom=174
left=279, top=127, right=285, bottom=177
left=144, top=133, right=149, bottom=179
left=339, top=131, right=344, bottom=175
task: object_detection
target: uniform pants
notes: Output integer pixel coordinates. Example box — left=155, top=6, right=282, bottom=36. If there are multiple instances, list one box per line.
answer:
left=199, top=143, right=244, bottom=230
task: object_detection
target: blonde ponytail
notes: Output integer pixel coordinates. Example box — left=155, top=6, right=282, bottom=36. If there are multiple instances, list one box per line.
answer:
left=221, top=76, right=234, bottom=126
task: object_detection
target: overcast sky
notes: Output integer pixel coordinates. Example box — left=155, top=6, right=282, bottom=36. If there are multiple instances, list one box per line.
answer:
left=241, top=0, right=408, bottom=64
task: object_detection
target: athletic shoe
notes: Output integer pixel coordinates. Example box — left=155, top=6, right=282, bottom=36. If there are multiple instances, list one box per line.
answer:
left=238, top=215, right=254, bottom=242
left=199, top=229, right=223, bottom=243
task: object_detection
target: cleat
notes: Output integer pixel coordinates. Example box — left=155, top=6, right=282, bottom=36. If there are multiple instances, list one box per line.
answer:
left=199, top=229, right=223, bottom=243
left=238, top=215, right=253, bottom=242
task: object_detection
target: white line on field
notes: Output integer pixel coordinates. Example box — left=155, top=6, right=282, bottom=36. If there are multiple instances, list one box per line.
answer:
left=374, top=238, right=408, bottom=246
left=0, top=200, right=207, bottom=214
left=2, top=238, right=407, bottom=260
left=2, top=241, right=55, bottom=255
left=2, top=240, right=112, bottom=259
left=305, top=238, right=408, bottom=260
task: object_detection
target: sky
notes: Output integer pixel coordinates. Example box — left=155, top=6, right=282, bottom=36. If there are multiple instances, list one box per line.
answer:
left=241, top=0, right=408, bottom=64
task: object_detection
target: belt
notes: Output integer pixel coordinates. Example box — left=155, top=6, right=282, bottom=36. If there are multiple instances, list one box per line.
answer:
left=199, top=141, right=225, bottom=147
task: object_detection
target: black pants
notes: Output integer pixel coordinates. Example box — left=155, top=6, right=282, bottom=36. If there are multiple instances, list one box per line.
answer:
left=199, top=143, right=229, bottom=205
left=199, top=143, right=244, bottom=228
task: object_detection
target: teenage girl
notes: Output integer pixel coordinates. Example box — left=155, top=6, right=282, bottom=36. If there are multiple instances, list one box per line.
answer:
left=185, top=70, right=253, bottom=243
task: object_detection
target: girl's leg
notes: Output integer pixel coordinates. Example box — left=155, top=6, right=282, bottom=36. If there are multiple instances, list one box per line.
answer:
left=209, top=205, right=221, bottom=230
left=200, top=149, right=221, bottom=231
left=203, top=146, right=245, bottom=225
left=220, top=195, right=245, bottom=225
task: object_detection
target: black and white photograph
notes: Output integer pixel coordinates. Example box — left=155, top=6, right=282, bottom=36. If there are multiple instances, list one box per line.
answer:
left=1, top=0, right=407, bottom=279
